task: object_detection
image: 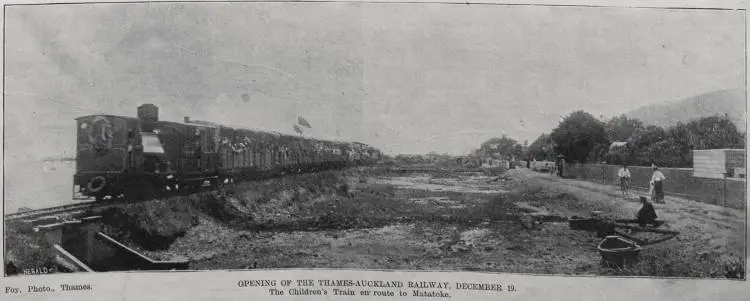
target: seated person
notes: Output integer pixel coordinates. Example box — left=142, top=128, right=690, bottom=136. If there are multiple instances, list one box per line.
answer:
left=636, top=196, right=658, bottom=227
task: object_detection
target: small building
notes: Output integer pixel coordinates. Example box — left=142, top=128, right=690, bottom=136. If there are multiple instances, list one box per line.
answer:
left=481, top=158, right=508, bottom=169
left=693, top=149, right=746, bottom=179
left=609, top=141, right=627, bottom=150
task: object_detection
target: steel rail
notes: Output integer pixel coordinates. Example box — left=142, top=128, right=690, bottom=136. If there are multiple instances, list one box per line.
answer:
left=4, top=200, right=111, bottom=221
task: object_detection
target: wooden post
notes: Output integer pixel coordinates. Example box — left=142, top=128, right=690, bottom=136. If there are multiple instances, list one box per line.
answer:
left=722, top=172, right=728, bottom=207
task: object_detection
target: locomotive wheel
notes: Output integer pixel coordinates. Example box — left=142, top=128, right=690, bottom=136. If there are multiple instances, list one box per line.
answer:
left=87, top=176, right=107, bottom=193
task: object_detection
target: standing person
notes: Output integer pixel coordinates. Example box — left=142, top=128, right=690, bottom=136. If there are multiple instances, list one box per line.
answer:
left=618, top=164, right=631, bottom=197
left=650, top=164, right=666, bottom=204
left=556, top=155, right=565, bottom=177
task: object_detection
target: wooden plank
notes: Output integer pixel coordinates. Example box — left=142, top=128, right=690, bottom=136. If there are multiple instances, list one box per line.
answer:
left=694, top=167, right=728, bottom=172
left=54, top=244, right=95, bottom=272
left=693, top=157, right=724, bottom=161
left=694, top=169, right=724, bottom=173
left=694, top=156, right=725, bottom=160
left=693, top=164, right=725, bottom=168
left=692, top=172, right=725, bottom=179
left=694, top=158, right=724, bottom=162
left=694, top=165, right=726, bottom=169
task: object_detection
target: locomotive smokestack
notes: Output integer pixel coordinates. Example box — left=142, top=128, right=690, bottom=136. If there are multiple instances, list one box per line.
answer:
left=138, top=104, right=159, bottom=131
left=184, top=116, right=190, bottom=123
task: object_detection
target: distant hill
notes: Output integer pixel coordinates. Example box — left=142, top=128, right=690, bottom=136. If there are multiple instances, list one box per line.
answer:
left=626, top=89, right=746, bottom=131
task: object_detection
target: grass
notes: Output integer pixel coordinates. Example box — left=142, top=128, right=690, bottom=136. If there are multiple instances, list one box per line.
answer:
left=602, top=243, right=746, bottom=279
left=96, top=168, right=370, bottom=249
left=4, top=225, right=59, bottom=275
left=99, top=199, right=200, bottom=251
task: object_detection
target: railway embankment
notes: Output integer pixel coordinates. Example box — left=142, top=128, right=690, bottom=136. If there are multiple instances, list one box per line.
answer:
left=4, top=167, right=371, bottom=274
left=96, top=168, right=371, bottom=255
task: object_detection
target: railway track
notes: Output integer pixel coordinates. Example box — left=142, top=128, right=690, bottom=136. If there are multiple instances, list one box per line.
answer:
left=4, top=186, right=221, bottom=223
left=5, top=165, right=379, bottom=223
left=4, top=199, right=113, bottom=222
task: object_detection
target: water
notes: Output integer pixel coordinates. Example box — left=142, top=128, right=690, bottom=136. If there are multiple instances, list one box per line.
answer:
left=3, top=160, right=84, bottom=213
left=376, top=175, right=509, bottom=194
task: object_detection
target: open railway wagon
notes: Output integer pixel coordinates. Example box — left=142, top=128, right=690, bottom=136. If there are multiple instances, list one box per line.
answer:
left=73, top=104, right=382, bottom=201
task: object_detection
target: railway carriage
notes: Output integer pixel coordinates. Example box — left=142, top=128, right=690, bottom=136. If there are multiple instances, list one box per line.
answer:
left=73, top=104, right=381, bottom=201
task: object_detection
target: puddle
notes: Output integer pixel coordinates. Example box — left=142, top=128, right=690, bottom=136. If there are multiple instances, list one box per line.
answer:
left=376, top=176, right=509, bottom=194
left=459, top=228, right=490, bottom=247
left=514, top=202, right=550, bottom=215
left=512, top=202, right=569, bottom=224
left=443, top=228, right=492, bottom=252
left=410, top=197, right=456, bottom=204
left=372, top=224, right=412, bottom=238
left=408, top=197, right=469, bottom=209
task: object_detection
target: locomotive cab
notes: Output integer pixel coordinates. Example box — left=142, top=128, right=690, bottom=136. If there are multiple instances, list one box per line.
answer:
left=73, top=105, right=176, bottom=200
left=73, top=114, right=139, bottom=200
left=140, top=132, right=171, bottom=173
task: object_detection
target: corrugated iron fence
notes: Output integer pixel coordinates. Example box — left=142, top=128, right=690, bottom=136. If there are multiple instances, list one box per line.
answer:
left=562, top=163, right=746, bottom=210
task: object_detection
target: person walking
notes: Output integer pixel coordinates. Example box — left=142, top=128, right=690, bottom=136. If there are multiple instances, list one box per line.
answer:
left=650, top=164, right=666, bottom=204
left=618, top=164, right=631, bottom=197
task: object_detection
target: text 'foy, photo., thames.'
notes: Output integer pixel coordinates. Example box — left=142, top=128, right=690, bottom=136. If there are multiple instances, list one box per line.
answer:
left=2, top=1, right=746, bottom=281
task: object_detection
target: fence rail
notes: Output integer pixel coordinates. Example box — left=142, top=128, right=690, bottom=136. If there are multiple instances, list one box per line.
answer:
left=561, top=163, right=746, bottom=210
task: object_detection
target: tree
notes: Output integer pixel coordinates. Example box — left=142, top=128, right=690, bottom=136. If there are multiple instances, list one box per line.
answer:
left=550, top=110, right=609, bottom=163
left=480, top=135, right=518, bottom=158
left=628, top=125, right=666, bottom=166
left=528, top=133, right=556, bottom=161
left=682, top=115, right=745, bottom=150
left=538, top=112, right=745, bottom=168
left=512, top=144, right=523, bottom=159
left=605, top=115, right=644, bottom=142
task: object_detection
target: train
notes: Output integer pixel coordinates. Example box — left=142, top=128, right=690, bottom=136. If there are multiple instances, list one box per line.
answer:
left=73, top=104, right=382, bottom=201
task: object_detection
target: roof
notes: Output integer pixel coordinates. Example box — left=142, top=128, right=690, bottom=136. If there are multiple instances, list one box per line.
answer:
left=693, top=148, right=746, bottom=152
left=75, top=113, right=380, bottom=151
left=75, top=114, right=134, bottom=121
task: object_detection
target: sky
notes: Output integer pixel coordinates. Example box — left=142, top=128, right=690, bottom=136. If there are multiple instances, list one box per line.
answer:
left=3, top=2, right=746, bottom=161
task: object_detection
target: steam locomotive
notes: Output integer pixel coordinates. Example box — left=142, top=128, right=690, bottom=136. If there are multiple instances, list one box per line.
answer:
left=73, top=104, right=382, bottom=201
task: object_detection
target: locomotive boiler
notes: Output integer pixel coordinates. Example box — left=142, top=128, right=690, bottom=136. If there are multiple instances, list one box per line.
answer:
left=73, top=104, right=382, bottom=201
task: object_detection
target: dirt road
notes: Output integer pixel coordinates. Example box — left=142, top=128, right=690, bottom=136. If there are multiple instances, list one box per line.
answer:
left=507, top=169, right=746, bottom=277
left=525, top=169, right=746, bottom=252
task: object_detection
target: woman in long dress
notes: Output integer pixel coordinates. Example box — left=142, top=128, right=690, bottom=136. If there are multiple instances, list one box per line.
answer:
left=636, top=196, right=658, bottom=227
left=650, top=164, right=666, bottom=204
left=618, top=164, right=631, bottom=197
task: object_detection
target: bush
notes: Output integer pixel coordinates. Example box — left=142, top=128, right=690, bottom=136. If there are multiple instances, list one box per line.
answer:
left=100, top=200, right=199, bottom=251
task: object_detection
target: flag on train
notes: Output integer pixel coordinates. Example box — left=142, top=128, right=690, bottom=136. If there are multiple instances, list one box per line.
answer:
left=298, top=116, right=312, bottom=128
left=293, top=124, right=304, bottom=135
